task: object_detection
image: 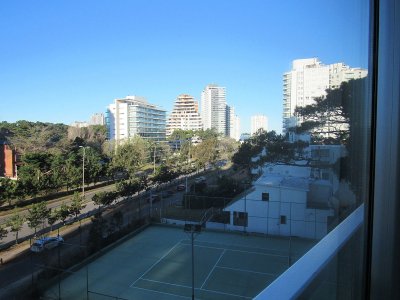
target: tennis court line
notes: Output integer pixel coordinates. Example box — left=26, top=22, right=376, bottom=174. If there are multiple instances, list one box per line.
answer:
left=130, top=285, right=191, bottom=299
left=182, top=239, right=291, bottom=255
left=139, top=278, right=191, bottom=289
left=200, top=287, right=253, bottom=299
left=200, top=249, right=226, bottom=289
left=216, top=265, right=278, bottom=276
left=137, top=278, right=252, bottom=299
left=129, top=240, right=184, bottom=287
left=181, top=241, right=288, bottom=259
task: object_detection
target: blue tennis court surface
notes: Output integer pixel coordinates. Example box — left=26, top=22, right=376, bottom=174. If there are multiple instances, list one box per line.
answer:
left=44, top=225, right=315, bottom=299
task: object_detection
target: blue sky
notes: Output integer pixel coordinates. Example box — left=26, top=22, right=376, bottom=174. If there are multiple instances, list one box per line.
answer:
left=0, top=0, right=369, bottom=133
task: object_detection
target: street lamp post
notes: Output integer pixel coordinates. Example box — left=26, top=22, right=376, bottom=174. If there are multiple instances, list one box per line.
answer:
left=184, top=223, right=201, bottom=300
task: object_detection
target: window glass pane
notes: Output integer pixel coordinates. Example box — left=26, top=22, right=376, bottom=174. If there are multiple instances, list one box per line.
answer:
left=2, top=1, right=370, bottom=299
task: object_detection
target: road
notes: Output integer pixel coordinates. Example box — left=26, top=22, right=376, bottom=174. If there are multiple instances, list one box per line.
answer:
left=0, top=170, right=207, bottom=248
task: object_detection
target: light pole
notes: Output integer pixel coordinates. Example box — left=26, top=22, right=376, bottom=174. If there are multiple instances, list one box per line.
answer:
left=186, top=140, right=191, bottom=193
left=153, top=144, right=156, bottom=174
left=184, top=223, right=201, bottom=300
left=79, top=146, right=88, bottom=198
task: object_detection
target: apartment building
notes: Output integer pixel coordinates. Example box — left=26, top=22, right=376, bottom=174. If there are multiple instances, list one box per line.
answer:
left=282, top=58, right=367, bottom=132
left=201, top=84, right=227, bottom=135
left=251, top=114, right=268, bottom=136
left=226, top=105, right=240, bottom=140
left=106, top=96, right=166, bottom=142
left=166, top=94, right=202, bottom=136
left=89, top=113, right=105, bottom=126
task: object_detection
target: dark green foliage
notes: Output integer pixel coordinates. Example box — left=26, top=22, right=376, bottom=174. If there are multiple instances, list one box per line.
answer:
left=153, top=164, right=178, bottom=184
left=168, top=129, right=196, bottom=141
left=112, top=136, right=148, bottom=178
left=7, top=211, right=23, bottom=244
left=27, top=201, right=49, bottom=235
left=233, top=130, right=309, bottom=168
left=58, top=202, right=71, bottom=225
left=232, top=142, right=256, bottom=167
left=0, top=121, right=68, bottom=154
left=47, top=208, right=59, bottom=231
left=69, top=192, right=86, bottom=220
left=92, top=191, right=118, bottom=211
left=185, top=176, right=244, bottom=209
left=116, top=177, right=147, bottom=198
left=294, top=78, right=368, bottom=203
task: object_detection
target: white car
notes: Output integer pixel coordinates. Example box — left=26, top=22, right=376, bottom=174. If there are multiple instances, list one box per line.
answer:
left=30, top=236, right=64, bottom=253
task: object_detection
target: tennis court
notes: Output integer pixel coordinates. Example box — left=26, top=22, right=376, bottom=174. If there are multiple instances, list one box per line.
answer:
left=44, top=225, right=315, bottom=299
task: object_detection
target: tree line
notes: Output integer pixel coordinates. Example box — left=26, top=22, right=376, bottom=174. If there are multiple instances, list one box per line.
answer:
left=0, top=123, right=238, bottom=210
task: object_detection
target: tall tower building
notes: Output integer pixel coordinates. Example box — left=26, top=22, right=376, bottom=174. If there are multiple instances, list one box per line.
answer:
left=106, top=96, right=166, bottom=142
left=226, top=105, right=240, bottom=140
left=282, top=58, right=367, bottom=132
left=251, top=115, right=268, bottom=135
left=166, top=94, right=203, bottom=136
left=201, top=84, right=227, bottom=135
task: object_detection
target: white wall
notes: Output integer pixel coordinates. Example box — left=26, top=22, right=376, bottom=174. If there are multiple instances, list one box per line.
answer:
left=223, top=184, right=333, bottom=239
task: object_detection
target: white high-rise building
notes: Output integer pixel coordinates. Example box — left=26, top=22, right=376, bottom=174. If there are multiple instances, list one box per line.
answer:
left=282, top=58, right=368, bottom=132
left=226, top=105, right=240, bottom=141
left=106, top=96, right=166, bottom=142
left=251, top=115, right=268, bottom=136
left=89, top=113, right=105, bottom=125
left=201, top=84, right=227, bottom=135
left=166, top=94, right=203, bottom=136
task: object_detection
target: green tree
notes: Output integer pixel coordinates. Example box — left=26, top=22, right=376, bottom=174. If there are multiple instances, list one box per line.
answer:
left=0, top=121, right=68, bottom=155
left=232, top=141, right=255, bottom=168
left=0, top=178, right=20, bottom=206
left=47, top=208, right=59, bottom=232
left=293, top=81, right=354, bottom=143
left=7, top=211, right=24, bottom=244
left=70, top=192, right=86, bottom=223
left=218, top=136, right=238, bottom=161
left=192, top=138, right=219, bottom=170
left=293, top=78, right=367, bottom=202
left=50, top=152, right=67, bottom=192
left=64, top=152, right=81, bottom=191
left=153, top=164, right=178, bottom=184
left=92, top=191, right=117, bottom=214
left=112, top=136, right=148, bottom=178
left=168, top=129, right=196, bottom=142
left=116, top=177, right=146, bottom=199
left=27, top=202, right=49, bottom=236
left=58, top=202, right=71, bottom=225
left=18, top=152, right=53, bottom=195
left=83, top=147, right=104, bottom=185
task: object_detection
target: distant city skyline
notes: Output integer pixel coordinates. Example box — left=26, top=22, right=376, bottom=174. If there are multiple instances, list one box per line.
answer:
left=0, top=1, right=368, bottom=133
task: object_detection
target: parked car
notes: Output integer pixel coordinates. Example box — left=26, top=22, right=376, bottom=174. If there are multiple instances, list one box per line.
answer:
left=176, top=184, right=186, bottom=191
left=195, top=176, right=206, bottom=183
left=30, top=236, right=64, bottom=253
